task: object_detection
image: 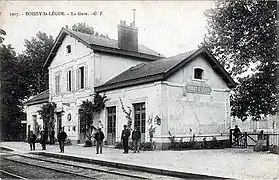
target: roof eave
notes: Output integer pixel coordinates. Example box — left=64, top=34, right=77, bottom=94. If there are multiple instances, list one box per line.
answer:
left=91, top=44, right=162, bottom=61
left=95, top=73, right=164, bottom=92
left=25, top=99, right=49, bottom=106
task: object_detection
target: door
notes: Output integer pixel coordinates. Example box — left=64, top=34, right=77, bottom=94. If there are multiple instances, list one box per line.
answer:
left=57, top=112, right=62, bottom=133
left=133, top=103, right=146, bottom=142
left=107, top=106, right=116, bottom=145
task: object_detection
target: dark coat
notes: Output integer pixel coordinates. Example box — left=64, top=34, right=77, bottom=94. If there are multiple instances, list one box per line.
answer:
left=121, top=129, right=130, bottom=140
left=58, top=131, right=67, bottom=142
left=28, top=134, right=37, bottom=143
left=40, top=132, right=48, bottom=144
left=132, top=130, right=141, bottom=141
left=94, top=131, right=105, bottom=142
left=233, top=127, right=241, bottom=137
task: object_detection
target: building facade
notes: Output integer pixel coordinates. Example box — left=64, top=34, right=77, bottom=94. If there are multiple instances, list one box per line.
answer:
left=95, top=48, right=236, bottom=148
left=25, top=21, right=236, bottom=148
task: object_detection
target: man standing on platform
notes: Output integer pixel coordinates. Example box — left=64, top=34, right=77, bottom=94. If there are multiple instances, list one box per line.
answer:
left=121, top=125, right=130, bottom=154
left=28, top=131, right=37, bottom=151
left=132, top=126, right=141, bottom=153
left=57, top=129, right=67, bottom=153
left=40, top=131, right=47, bottom=150
left=94, top=128, right=105, bottom=154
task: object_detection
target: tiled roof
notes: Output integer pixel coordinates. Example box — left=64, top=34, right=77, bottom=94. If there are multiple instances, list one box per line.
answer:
left=68, top=30, right=163, bottom=58
left=25, top=90, right=49, bottom=106
left=44, top=28, right=164, bottom=67
left=99, top=50, right=196, bottom=86
left=95, top=47, right=236, bottom=92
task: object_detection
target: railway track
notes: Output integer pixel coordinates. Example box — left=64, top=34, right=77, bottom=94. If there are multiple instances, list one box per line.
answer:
left=0, top=169, right=28, bottom=179
left=0, top=150, right=184, bottom=180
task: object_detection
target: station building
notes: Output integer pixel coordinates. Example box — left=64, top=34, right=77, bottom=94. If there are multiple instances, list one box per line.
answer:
left=25, top=21, right=237, bottom=148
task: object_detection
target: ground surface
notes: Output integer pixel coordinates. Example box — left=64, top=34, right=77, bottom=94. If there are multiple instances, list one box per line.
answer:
left=1, top=142, right=278, bottom=179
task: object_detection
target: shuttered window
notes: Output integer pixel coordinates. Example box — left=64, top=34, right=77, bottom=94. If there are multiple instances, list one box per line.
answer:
left=55, top=74, right=60, bottom=95
left=77, top=65, right=87, bottom=90
left=80, top=66, right=84, bottom=89
left=67, top=70, right=72, bottom=92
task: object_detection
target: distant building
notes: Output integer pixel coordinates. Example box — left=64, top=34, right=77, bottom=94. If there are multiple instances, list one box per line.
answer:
left=24, top=20, right=236, bottom=148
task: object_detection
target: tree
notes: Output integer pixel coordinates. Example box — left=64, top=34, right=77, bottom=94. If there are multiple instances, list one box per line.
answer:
left=37, top=102, right=57, bottom=138
left=0, top=29, right=6, bottom=44
left=79, top=93, right=108, bottom=146
left=20, top=32, right=54, bottom=96
left=71, top=22, right=109, bottom=38
left=0, top=44, right=26, bottom=140
left=231, top=73, right=277, bottom=121
left=203, top=0, right=277, bottom=121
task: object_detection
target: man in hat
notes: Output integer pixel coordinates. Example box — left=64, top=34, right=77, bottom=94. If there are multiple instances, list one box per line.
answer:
left=132, top=126, right=141, bottom=153
left=121, top=125, right=130, bottom=154
left=57, top=129, right=67, bottom=153
left=94, top=128, right=105, bottom=154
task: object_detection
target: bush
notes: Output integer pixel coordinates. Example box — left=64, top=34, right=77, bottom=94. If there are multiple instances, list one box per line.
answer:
left=169, top=137, right=229, bottom=151
left=269, top=145, right=279, bottom=154
left=254, top=140, right=267, bottom=151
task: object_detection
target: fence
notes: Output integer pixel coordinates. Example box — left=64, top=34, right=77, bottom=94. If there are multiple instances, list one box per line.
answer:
left=154, top=133, right=230, bottom=142
left=229, top=129, right=279, bottom=149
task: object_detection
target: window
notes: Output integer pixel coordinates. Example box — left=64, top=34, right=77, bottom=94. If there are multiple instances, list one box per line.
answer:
left=78, top=66, right=85, bottom=89
left=66, top=45, right=71, bottom=54
left=194, top=68, right=204, bottom=80
left=32, top=115, right=37, bottom=132
left=107, top=107, right=116, bottom=134
left=133, top=103, right=146, bottom=133
left=67, top=70, right=72, bottom=92
left=55, top=74, right=60, bottom=94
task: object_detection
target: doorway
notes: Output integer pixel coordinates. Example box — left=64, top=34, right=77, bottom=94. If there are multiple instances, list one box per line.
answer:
left=56, top=112, right=62, bottom=133
left=133, top=103, right=146, bottom=142
left=107, top=106, right=116, bottom=145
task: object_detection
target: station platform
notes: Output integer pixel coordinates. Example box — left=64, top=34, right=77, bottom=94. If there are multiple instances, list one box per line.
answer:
left=1, top=142, right=278, bottom=179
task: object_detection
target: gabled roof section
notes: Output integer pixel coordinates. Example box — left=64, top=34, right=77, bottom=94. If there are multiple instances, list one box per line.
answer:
left=95, top=47, right=236, bottom=92
left=43, top=28, right=164, bottom=68
left=25, top=90, right=49, bottom=106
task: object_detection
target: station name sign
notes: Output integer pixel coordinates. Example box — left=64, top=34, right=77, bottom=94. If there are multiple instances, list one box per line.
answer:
left=185, top=84, right=211, bottom=94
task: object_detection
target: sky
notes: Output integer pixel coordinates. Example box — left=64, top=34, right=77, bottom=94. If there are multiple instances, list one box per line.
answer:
left=0, top=1, right=215, bottom=57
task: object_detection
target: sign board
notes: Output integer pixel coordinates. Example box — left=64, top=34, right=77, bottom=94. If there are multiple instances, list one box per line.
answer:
left=185, top=84, right=211, bottom=94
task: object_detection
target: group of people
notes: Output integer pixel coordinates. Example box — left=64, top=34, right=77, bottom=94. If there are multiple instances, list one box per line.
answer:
left=27, top=129, right=67, bottom=153
left=93, top=125, right=141, bottom=154
left=28, top=125, right=141, bottom=155
left=122, top=125, right=141, bottom=154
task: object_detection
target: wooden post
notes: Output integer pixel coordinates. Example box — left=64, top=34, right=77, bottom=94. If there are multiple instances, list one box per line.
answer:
left=244, top=132, right=248, bottom=148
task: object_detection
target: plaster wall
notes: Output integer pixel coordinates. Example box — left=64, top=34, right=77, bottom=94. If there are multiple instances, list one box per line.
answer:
left=97, top=82, right=161, bottom=143
left=25, top=104, right=46, bottom=136
left=161, top=55, right=231, bottom=140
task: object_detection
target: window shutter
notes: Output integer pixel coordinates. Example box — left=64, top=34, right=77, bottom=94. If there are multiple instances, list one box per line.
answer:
left=76, top=69, right=80, bottom=90
left=85, top=65, right=88, bottom=89
left=66, top=71, right=69, bottom=91
left=55, top=76, right=57, bottom=94
left=58, top=75, right=61, bottom=94
left=71, top=70, right=75, bottom=91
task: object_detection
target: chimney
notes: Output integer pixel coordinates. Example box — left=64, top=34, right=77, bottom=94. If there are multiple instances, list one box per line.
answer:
left=117, top=20, right=138, bottom=52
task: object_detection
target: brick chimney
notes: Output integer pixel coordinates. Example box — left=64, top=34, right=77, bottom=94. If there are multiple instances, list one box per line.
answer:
left=117, top=20, right=138, bottom=52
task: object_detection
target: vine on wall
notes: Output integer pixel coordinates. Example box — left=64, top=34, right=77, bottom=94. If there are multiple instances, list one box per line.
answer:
left=119, top=97, right=132, bottom=129
left=79, top=93, right=108, bottom=146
